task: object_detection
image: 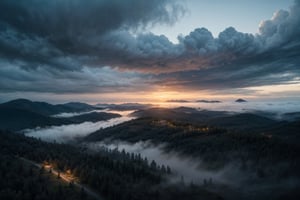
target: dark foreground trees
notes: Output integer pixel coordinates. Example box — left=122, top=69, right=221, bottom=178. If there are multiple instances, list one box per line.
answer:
left=0, top=130, right=220, bottom=200
left=0, top=154, right=94, bottom=200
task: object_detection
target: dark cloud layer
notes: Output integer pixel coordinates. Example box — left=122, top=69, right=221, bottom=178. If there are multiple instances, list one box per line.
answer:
left=0, top=0, right=183, bottom=48
left=0, top=0, right=184, bottom=65
left=0, top=0, right=299, bottom=94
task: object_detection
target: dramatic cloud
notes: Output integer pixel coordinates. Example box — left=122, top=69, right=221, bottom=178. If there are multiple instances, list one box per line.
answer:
left=0, top=0, right=184, bottom=67
left=0, top=61, right=147, bottom=93
left=182, top=28, right=217, bottom=54
left=258, top=1, right=300, bottom=49
left=0, top=0, right=184, bottom=53
left=0, top=0, right=299, bottom=95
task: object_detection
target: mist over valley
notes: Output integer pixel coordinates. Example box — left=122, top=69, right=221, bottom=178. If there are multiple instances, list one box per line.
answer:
left=1, top=98, right=299, bottom=199
left=1, top=0, right=300, bottom=199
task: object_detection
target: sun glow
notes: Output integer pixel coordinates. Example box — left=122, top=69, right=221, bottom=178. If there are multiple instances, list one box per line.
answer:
left=150, top=91, right=186, bottom=102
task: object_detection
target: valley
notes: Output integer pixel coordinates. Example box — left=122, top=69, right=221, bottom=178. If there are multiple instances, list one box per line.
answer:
left=0, top=99, right=299, bottom=200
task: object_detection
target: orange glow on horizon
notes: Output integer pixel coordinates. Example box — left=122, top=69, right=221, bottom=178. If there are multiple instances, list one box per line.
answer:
left=23, top=82, right=299, bottom=104
left=149, top=91, right=199, bottom=102
left=63, top=89, right=256, bottom=104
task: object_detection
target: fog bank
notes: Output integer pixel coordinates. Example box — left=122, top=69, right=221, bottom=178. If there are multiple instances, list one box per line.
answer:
left=159, top=100, right=300, bottom=115
left=86, top=140, right=300, bottom=200
left=23, top=110, right=135, bottom=143
left=86, top=140, right=240, bottom=185
left=52, top=109, right=133, bottom=118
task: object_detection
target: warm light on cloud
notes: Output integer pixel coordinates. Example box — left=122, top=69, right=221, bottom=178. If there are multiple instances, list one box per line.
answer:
left=247, top=82, right=300, bottom=96
left=0, top=0, right=299, bottom=103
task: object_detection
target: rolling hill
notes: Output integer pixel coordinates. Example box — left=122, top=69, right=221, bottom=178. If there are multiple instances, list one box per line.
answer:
left=0, top=99, right=119, bottom=131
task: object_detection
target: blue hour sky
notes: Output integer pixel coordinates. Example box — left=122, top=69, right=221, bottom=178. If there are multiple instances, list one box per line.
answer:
left=151, top=0, right=294, bottom=42
left=0, top=0, right=299, bottom=103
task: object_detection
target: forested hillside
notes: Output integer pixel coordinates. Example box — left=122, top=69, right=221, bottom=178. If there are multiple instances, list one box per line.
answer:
left=0, top=99, right=120, bottom=131
left=85, top=117, right=300, bottom=199
left=0, top=130, right=221, bottom=200
left=0, top=154, right=95, bottom=200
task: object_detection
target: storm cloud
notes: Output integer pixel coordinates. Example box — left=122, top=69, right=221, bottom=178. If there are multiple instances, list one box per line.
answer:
left=0, top=0, right=299, bottom=94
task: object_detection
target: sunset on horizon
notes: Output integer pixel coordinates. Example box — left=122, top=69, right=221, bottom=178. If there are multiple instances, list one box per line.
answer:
left=0, top=1, right=299, bottom=200
left=0, top=0, right=299, bottom=104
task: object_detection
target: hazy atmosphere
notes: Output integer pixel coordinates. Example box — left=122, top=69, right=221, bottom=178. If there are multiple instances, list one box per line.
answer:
left=0, top=1, right=299, bottom=200
left=0, top=0, right=299, bottom=103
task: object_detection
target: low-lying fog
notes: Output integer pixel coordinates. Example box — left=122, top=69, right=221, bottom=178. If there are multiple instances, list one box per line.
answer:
left=159, top=100, right=300, bottom=115
left=86, top=140, right=238, bottom=185
left=85, top=140, right=300, bottom=200
left=52, top=109, right=133, bottom=118
left=23, top=110, right=135, bottom=143
left=20, top=104, right=299, bottom=199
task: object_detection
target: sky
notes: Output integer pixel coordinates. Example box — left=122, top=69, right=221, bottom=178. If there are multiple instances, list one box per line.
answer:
left=151, top=0, right=294, bottom=42
left=0, top=0, right=299, bottom=103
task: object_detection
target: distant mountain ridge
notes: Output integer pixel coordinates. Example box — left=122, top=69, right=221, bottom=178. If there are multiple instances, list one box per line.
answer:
left=61, top=102, right=101, bottom=112
left=0, top=99, right=100, bottom=116
left=0, top=99, right=118, bottom=131
left=96, top=102, right=153, bottom=110
left=132, top=107, right=277, bottom=132
left=196, top=100, right=222, bottom=103
left=235, top=98, right=247, bottom=103
left=166, top=100, right=190, bottom=103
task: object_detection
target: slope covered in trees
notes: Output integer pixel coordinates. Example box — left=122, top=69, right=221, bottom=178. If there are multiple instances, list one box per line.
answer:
left=85, top=118, right=300, bottom=184
left=0, top=99, right=120, bottom=131
left=0, top=130, right=221, bottom=200
left=0, top=154, right=95, bottom=200
left=84, top=117, right=300, bottom=199
left=0, top=99, right=100, bottom=116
